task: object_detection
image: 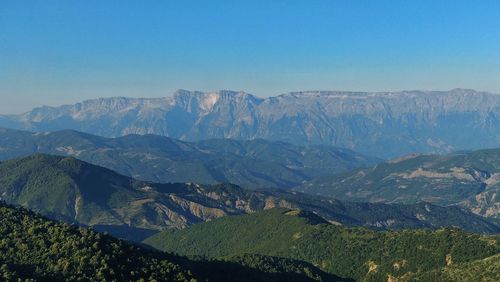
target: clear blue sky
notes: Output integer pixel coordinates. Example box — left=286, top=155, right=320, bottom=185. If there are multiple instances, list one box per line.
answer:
left=2, top=1, right=500, bottom=113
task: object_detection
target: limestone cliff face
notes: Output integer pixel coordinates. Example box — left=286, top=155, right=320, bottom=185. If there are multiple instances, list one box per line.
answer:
left=3, top=88, right=500, bottom=158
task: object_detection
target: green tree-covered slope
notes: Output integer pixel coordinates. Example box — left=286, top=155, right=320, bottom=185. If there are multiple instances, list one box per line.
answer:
left=0, top=202, right=195, bottom=281
left=410, top=253, right=500, bottom=281
left=144, top=208, right=500, bottom=281
left=0, top=154, right=497, bottom=240
left=0, top=202, right=348, bottom=282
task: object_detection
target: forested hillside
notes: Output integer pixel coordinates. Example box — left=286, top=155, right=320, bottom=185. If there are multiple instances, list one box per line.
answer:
left=0, top=202, right=345, bottom=282
left=0, top=202, right=195, bottom=281
left=145, top=208, right=500, bottom=281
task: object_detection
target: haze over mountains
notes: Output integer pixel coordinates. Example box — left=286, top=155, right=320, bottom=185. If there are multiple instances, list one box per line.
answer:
left=3, top=88, right=500, bottom=158
left=300, top=149, right=500, bottom=219
left=2, top=88, right=500, bottom=280
left=4, top=1, right=500, bottom=280
left=0, top=128, right=378, bottom=189
left=2, top=127, right=500, bottom=226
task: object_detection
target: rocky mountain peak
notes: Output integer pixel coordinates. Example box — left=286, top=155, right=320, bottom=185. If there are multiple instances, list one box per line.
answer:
left=3, top=88, right=500, bottom=158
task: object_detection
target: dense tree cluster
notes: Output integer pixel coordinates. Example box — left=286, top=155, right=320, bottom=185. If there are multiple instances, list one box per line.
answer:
left=0, top=202, right=337, bottom=281
left=0, top=202, right=196, bottom=281
left=413, top=254, right=500, bottom=281
left=145, top=208, right=500, bottom=281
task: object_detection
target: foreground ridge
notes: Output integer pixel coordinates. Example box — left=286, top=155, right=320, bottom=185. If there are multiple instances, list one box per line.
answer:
left=0, top=202, right=348, bottom=282
left=144, top=208, right=500, bottom=281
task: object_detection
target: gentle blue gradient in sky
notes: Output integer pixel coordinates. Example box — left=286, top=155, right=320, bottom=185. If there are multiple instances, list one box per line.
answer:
left=1, top=1, right=500, bottom=113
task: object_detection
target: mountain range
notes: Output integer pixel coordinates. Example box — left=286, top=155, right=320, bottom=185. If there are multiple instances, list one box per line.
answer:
left=2, top=127, right=498, bottom=224
left=2, top=88, right=500, bottom=281
left=0, top=128, right=378, bottom=189
left=3, top=88, right=500, bottom=158
left=299, top=149, right=500, bottom=219
left=0, top=154, right=497, bottom=242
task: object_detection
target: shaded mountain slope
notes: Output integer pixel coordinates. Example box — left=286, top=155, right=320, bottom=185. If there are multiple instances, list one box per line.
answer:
left=0, top=128, right=378, bottom=189
left=0, top=202, right=195, bottom=281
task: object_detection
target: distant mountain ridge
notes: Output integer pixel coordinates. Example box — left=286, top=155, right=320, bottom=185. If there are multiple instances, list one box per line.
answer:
left=299, top=149, right=500, bottom=219
left=0, top=128, right=378, bottom=189
left=0, top=154, right=497, bottom=239
left=3, top=88, right=500, bottom=158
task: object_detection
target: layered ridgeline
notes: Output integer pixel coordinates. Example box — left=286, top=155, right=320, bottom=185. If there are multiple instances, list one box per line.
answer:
left=0, top=128, right=378, bottom=189
left=299, top=149, right=500, bottom=219
left=0, top=202, right=341, bottom=282
left=144, top=208, right=500, bottom=282
left=2, top=89, right=500, bottom=158
left=0, top=154, right=497, bottom=240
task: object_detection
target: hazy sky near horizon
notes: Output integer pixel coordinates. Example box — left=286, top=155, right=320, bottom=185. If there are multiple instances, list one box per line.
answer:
left=2, top=1, right=500, bottom=114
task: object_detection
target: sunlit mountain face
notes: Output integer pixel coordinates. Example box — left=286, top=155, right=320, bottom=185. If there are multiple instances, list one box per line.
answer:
left=3, top=88, right=500, bottom=158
